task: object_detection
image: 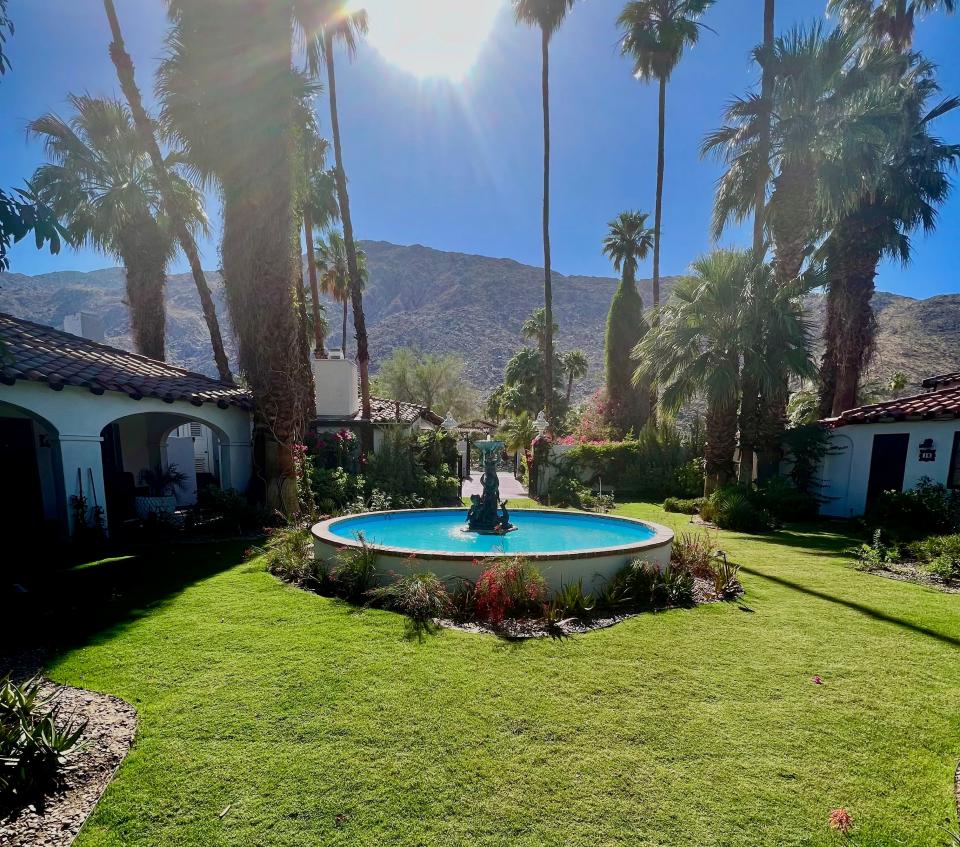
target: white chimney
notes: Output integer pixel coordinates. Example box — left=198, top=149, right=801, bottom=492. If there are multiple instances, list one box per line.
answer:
left=310, top=357, right=360, bottom=418
left=63, top=311, right=105, bottom=343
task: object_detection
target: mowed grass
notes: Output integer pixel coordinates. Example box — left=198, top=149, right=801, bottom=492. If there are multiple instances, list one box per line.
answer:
left=44, top=503, right=960, bottom=847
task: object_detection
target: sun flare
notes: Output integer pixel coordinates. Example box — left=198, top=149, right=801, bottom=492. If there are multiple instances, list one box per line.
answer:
left=349, top=0, right=504, bottom=81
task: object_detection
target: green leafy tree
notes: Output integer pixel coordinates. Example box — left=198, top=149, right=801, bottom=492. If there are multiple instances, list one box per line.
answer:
left=511, top=0, right=577, bottom=428
left=521, top=306, right=558, bottom=360
left=30, top=96, right=206, bottom=361
left=617, top=0, right=714, bottom=320
left=601, top=210, right=654, bottom=435
left=372, top=347, right=478, bottom=421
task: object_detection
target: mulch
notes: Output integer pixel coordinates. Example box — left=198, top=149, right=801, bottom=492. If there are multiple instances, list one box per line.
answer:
left=1, top=655, right=137, bottom=847
left=869, top=561, right=960, bottom=594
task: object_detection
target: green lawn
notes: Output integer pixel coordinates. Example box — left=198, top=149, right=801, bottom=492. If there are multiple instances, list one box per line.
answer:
left=41, top=503, right=960, bottom=846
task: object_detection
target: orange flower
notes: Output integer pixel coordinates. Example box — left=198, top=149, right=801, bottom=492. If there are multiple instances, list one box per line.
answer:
left=828, top=808, right=853, bottom=834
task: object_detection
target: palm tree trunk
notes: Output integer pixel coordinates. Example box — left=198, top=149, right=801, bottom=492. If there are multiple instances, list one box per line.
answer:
left=768, top=160, right=815, bottom=289
left=829, top=217, right=880, bottom=416
left=540, top=26, right=555, bottom=428
left=704, top=392, right=738, bottom=495
left=741, top=0, right=774, bottom=480
left=303, top=211, right=325, bottom=357
left=102, top=0, right=232, bottom=383
left=752, top=0, right=775, bottom=251
left=818, top=257, right=842, bottom=418
left=324, top=35, right=372, bottom=447
left=653, top=76, right=666, bottom=316
left=120, top=237, right=166, bottom=361
left=342, top=298, right=348, bottom=357
left=565, top=371, right=574, bottom=405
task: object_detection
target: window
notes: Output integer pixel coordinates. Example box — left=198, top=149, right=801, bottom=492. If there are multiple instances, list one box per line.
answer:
left=949, top=431, right=960, bottom=490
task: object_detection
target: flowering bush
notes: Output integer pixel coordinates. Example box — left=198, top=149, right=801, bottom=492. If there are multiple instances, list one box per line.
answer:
left=473, top=557, right=547, bottom=624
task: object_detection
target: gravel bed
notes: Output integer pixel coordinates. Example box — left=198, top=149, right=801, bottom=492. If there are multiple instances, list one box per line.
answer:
left=0, top=664, right=137, bottom=847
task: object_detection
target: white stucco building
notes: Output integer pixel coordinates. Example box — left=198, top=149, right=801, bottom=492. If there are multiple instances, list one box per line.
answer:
left=817, top=373, right=960, bottom=517
left=0, top=313, right=253, bottom=536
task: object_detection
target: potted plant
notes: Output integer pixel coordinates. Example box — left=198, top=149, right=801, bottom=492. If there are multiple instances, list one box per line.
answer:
left=135, top=463, right=189, bottom=519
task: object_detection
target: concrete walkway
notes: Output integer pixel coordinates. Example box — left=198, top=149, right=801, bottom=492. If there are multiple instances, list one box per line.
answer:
left=462, top=470, right=528, bottom=500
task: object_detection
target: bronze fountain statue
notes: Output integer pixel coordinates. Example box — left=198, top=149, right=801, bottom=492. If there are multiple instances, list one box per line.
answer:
left=464, top=439, right=515, bottom=534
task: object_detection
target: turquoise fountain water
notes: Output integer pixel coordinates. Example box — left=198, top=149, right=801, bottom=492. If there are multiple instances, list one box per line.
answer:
left=326, top=508, right=656, bottom=556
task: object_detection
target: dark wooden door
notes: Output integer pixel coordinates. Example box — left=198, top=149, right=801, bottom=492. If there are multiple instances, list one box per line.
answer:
left=0, top=418, right=44, bottom=536
left=866, top=433, right=910, bottom=508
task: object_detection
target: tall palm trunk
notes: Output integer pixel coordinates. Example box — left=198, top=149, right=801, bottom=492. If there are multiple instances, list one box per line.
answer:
left=653, top=76, right=666, bottom=315
left=756, top=158, right=813, bottom=478
left=565, top=371, right=574, bottom=405
left=818, top=268, right=842, bottom=418
left=826, top=216, right=881, bottom=415
left=704, top=390, right=738, bottom=495
left=324, top=34, right=372, bottom=445
left=119, top=230, right=167, bottom=361
left=738, top=0, right=774, bottom=483
left=102, top=0, right=232, bottom=383
left=303, top=208, right=325, bottom=357
left=219, top=3, right=310, bottom=514
left=540, top=26, right=555, bottom=427
left=342, top=298, right=348, bottom=357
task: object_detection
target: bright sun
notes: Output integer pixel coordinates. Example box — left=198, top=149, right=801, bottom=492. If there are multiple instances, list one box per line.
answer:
left=349, top=0, right=504, bottom=81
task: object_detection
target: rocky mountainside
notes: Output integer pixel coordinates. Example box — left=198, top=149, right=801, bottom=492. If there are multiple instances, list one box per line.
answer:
left=1, top=240, right=958, bottom=400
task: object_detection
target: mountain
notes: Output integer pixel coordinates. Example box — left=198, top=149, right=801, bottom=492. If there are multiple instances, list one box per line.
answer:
left=2, top=240, right=958, bottom=401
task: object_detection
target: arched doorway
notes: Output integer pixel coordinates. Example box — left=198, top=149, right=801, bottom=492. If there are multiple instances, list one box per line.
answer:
left=0, top=400, right=65, bottom=536
left=99, top=411, right=231, bottom=532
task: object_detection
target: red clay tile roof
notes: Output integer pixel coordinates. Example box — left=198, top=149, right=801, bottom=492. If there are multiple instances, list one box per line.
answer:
left=0, top=312, right=253, bottom=410
left=921, top=372, right=960, bottom=389
left=829, top=384, right=960, bottom=426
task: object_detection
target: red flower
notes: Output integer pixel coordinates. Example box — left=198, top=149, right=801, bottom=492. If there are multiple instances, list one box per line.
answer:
left=812, top=675, right=824, bottom=685
left=828, top=808, right=853, bottom=834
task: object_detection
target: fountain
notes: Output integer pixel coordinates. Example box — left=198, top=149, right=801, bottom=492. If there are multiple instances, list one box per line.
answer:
left=464, top=439, right=514, bottom=534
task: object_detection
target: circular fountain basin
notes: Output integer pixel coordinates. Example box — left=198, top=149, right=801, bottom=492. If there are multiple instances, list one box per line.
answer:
left=312, top=508, right=674, bottom=592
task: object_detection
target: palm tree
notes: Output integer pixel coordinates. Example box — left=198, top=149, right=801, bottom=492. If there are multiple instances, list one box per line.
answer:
left=818, top=61, right=960, bottom=415
left=101, top=0, right=231, bottom=382
left=827, top=0, right=955, bottom=51
left=520, top=306, right=558, bottom=360
left=511, top=0, right=576, bottom=430
left=297, top=1, right=373, bottom=431
left=499, top=412, right=538, bottom=464
left=636, top=249, right=811, bottom=494
left=30, top=95, right=205, bottom=361
left=562, top=349, right=589, bottom=404
left=159, top=0, right=314, bottom=513
left=617, top=0, right=714, bottom=322
left=296, top=101, right=340, bottom=357
left=316, top=230, right=366, bottom=356
left=601, top=210, right=654, bottom=434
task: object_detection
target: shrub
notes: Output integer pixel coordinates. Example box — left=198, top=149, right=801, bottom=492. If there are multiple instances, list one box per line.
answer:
left=0, top=677, right=86, bottom=808
left=671, top=530, right=716, bottom=576
left=702, top=485, right=773, bottom=533
left=367, top=570, right=451, bottom=629
left=331, top=535, right=379, bottom=600
left=547, top=472, right=614, bottom=511
left=708, top=552, right=741, bottom=598
left=598, top=559, right=670, bottom=610
left=309, top=466, right=364, bottom=512
left=904, top=533, right=960, bottom=580
left=474, top=558, right=547, bottom=624
left=261, top=524, right=319, bottom=583
left=849, top=529, right=895, bottom=572
left=866, top=477, right=960, bottom=540
left=663, top=496, right=704, bottom=515
left=448, top=578, right=478, bottom=622
left=754, top=476, right=819, bottom=522
left=657, top=562, right=695, bottom=606
left=552, top=579, right=595, bottom=617
left=195, top=486, right=266, bottom=534
left=559, top=421, right=703, bottom=501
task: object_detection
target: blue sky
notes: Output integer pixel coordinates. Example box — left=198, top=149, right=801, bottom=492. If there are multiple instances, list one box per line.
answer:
left=1, top=0, right=958, bottom=299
